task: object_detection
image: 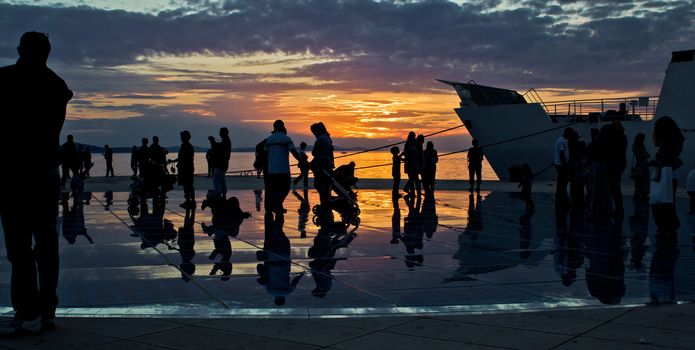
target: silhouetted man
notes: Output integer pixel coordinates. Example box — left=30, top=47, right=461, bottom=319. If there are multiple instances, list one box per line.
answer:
left=263, top=120, right=304, bottom=216
left=103, top=144, right=114, bottom=177
left=149, top=135, right=168, bottom=171
left=467, top=139, right=483, bottom=192
left=60, top=134, right=77, bottom=187
left=172, top=130, right=195, bottom=209
left=213, top=127, right=231, bottom=197
left=138, top=137, right=149, bottom=174
left=0, top=32, right=72, bottom=335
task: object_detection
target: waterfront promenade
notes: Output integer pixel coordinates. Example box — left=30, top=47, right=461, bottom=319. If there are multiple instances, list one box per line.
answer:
left=2, top=177, right=695, bottom=349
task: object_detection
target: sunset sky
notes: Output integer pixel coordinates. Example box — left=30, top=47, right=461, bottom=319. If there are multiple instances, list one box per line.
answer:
left=0, top=0, right=693, bottom=149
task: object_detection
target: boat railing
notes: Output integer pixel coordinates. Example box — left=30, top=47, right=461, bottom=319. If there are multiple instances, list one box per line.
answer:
left=541, top=96, right=659, bottom=122
left=522, top=88, right=549, bottom=113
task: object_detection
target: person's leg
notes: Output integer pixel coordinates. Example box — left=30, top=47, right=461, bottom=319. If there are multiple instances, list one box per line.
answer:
left=468, top=166, right=474, bottom=190
left=302, top=170, right=309, bottom=188
left=32, top=189, right=60, bottom=321
left=475, top=167, right=482, bottom=189
left=1, top=206, right=41, bottom=321
left=213, top=168, right=225, bottom=197
left=275, top=174, right=291, bottom=215
left=393, top=175, right=400, bottom=195
left=221, top=170, right=227, bottom=197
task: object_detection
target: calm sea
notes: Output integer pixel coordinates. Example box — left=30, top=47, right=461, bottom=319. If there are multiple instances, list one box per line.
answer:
left=87, top=151, right=498, bottom=180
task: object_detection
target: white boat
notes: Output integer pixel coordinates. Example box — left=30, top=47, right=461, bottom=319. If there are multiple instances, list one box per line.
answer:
left=440, top=49, right=695, bottom=181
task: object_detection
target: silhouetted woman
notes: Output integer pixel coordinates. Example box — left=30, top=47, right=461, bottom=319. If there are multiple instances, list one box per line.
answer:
left=311, top=122, right=334, bottom=205
left=631, top=133, right=650, bottom=200
left=402, top=132, right=419, bottom=196
left=650, top=116, right=684, bottom=235
left=422, top=141, right=438, bottom=194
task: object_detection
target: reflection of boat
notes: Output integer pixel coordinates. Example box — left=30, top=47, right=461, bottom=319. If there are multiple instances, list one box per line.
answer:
left=440, top=50, right=695, bottom=180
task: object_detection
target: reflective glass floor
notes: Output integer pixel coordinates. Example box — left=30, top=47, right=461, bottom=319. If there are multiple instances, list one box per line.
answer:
left=1, top=188, right=695, bottom=317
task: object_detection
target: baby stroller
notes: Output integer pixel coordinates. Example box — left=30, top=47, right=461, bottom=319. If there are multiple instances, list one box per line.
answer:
left=128, top=161, right=177, bottom=219
left=312, top=162, right=360, bottom=226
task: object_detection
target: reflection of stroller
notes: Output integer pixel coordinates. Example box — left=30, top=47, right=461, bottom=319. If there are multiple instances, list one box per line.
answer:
left=312, top=162, right=360, bottom=225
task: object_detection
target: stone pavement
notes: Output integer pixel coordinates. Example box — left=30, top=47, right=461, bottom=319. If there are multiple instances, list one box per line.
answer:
left=1, top=303, right=694, bottom=349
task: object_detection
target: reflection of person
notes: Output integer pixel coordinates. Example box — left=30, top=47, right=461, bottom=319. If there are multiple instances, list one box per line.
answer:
left=585, top=216, right=625, bottom=304
left=518, top=164, right=534, bottom=210
left=0, top=32, right=73, bottom=335
left=61, top=199, right=93, bottom=245
left=649, top=233, right=679, bottom=305
left=391, top=196, right=401, bottom=244
left=257, top=212, right=303, bottom=306
left=308, top=208, right=356, bottom=298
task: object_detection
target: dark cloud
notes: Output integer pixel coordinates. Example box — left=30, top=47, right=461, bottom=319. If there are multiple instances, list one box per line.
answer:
left=1, top=0, right=693, bottom=147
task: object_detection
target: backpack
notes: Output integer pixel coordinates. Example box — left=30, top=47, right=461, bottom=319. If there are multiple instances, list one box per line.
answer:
left=253, top=139, right=268, bottom=172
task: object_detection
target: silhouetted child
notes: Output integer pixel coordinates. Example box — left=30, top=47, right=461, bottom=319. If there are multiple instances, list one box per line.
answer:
left=519, top=164, right=534, bottom=210
left=391, top=146, right=402, bottom=196
left=293, top=142, right=310, bottom=190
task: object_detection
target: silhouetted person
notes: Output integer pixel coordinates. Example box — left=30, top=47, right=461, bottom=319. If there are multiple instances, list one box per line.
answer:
left=310, top=122, right=334, bottom=205
left=103, top=144, right=114, bottom=177
left=423, top=141, right=438, bottom=194
left=554, top=128, right=572, bottom=208
left=632, top=133, right=650, bottom=200
left=130, top=145, right=138, bottom=176
left=688, top=167, right=695, bottom=214
left=416, top=134, right=425, bottom=194
left=608, top=121, right=628, bottom=215
left=568, top=129, right=587, bottom=207
left=0, top=32, right=73, bottom=335
left=292, top=142, right=310, bottom=190
left=391, top=195, right=401, bottom=243
left=149, top=135, right=168, bottom=171
left=588, top=125, right=614, bottom=218
left=83, top=146, right=92, bottom=178
left=60, top=134, right=78, bottom=187
left=76, top=144, right=85, bottom=174
left=402, top=132, right=419, bottom=196
left=171, top=130, right=195, bottom=209
left=264, top=120, right=304, bottom=216
left=213, top=127, right=231, bottom=197
left=138, top=137, right=150, bottom=173
left=650, top=116, right=684, bottom=235
left=467, top=139, right=483, bottom=192
left=206, top=136, right=215, bottom=177
left=391, top=146, right=402, bottom=196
